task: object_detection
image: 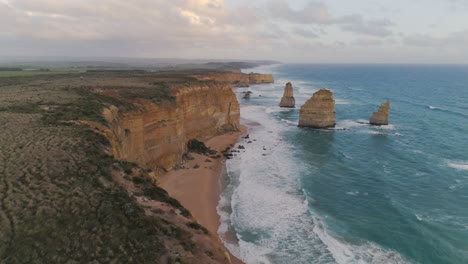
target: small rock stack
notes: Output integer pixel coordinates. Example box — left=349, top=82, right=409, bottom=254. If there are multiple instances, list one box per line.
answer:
left=298, top=89, right=336, bottom=128
left=369, top=101, right=391, bottom=125
left=242, top=91, right=252, bottom=99
left=279, top=82, right=296, bottom=108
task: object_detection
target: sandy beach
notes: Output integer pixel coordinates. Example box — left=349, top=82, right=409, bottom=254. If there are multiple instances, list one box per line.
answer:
left=159, top=126, right=247, bottom=264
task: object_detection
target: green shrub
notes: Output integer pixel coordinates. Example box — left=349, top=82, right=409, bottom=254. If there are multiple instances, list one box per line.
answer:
left=187, top=139, right=209, bottom=154
left=186, top=222, right=209, bottom=234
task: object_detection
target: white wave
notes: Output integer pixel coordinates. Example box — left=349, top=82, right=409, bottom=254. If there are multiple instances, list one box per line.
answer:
left=312, top=216, right=409, bottom=264
left=415, top=214, right=423, bottom=221
left=223, top=105, right=334, bottom=263
left=374, top=124, right=396, bottom=130
left=428, top=105, right=439, bottom=110
left=335, top=99, right=352, bottom=105
left=281, top=119, right=298, bottom=126
left=298, top=86, right=317, bottom=95
left=221, top=104, right=410, bottom=264
left=335, top=120, right=368, bottom=130
left=265, top=106, right=296, bottom=114
left=366, top=131, right=384, bottom=135
left=447, top=160, right=468, bottom=171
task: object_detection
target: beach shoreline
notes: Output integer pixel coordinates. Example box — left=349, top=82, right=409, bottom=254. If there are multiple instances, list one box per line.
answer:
left=159, top=126, right=247, bottom=264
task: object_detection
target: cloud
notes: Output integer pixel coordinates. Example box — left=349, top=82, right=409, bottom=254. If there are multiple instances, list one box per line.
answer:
left=404, top=30, right=468, bottom=47
left=340, top=17, right=394, bottom=37
left=266, top=0, right=394, bottom=37
left=1, top=0, right=465, bottom=63
left=267, top=0, right=333, bottom=24
left=292, top=28, right=319, bottom=38
left=352, top=37, right=384, bottom=46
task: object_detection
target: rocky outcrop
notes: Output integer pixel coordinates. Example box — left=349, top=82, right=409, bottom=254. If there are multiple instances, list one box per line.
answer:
left=370, top=101, right=391, bottom=125
left=298, top=89, right=336, bottom=128
left=101, top=83, right=240, bottom=172
left=279, top=82, right=295, bottom=108
left=248, top=73, right=274, bottom=84
left=242, top=91, right=252, bottom=99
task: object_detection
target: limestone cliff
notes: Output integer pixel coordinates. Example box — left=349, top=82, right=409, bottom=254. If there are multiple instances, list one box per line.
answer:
left=370, top=101, right=391, bottom=125
left=279, top=82, right=296, bottom=108
left=100, top=83, right=240, bottom=172
left=298, top=89, right=336, bottom=128
left=248, top=73, right=274, bottom=84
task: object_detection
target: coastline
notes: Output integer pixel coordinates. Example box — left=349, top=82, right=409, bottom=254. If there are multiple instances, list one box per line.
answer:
left=159, top=126, right=247, bottom=264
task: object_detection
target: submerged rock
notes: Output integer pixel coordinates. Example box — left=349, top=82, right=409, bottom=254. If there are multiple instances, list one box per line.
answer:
left=370, top=101, right=391, bottom=125
left=279, top=82, right=296, bottom=108
left=298, top=89, right=336, bottom=128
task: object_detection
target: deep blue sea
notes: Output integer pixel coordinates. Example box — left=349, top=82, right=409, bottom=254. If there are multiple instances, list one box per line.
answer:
left=218, top=64, right=468, bottom=264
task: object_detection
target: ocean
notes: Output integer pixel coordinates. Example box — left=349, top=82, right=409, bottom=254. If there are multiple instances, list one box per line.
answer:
left=217, top=64, right=468, bottom=264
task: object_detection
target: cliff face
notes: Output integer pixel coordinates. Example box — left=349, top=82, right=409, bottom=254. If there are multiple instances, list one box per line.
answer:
left=370, top=101, right=391, bottom=125
left=298, top=89, right=336, bottom=128
left=279, top=82, right=296, bottom=108
left=248, top=73, right=274, bottom=84
left=101, top=83, right=240, bottom=172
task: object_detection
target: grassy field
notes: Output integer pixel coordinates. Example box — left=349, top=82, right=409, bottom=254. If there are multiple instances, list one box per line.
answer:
left=0, top=69, right=84, bottom=78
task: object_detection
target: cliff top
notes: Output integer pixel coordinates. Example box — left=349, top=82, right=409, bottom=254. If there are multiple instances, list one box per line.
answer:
left=302, top=89, right=334, bottom=103
left=0, top=70, right=244, bottom=263
left=315, top=89, right=333, bottom=96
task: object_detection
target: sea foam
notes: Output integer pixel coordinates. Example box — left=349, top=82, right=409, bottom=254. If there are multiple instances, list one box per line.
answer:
left=221, top=103, right=409, bottom=264
left=447, top=160, right=468, bottom=171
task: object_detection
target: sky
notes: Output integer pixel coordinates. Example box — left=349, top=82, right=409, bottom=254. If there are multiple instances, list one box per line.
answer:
left=1, top=0, right=468, bottom=63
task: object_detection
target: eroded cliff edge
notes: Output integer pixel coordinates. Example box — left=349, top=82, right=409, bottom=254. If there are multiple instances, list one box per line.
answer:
left=0, top=70, right=251, bottom=264
left=100, top=82, right=240, bottom=172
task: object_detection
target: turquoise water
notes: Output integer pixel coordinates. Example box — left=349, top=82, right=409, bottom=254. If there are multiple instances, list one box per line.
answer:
left=219, top=64, right=468, bottom=264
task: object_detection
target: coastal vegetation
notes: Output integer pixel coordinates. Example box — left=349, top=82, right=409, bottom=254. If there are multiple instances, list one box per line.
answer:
left=0, top=70, right=238, bottom=263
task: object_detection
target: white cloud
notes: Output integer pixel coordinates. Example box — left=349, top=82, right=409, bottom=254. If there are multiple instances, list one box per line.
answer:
left=267, top=0, right=333, bottom=24
left=0, top=0, right=466, bottom=63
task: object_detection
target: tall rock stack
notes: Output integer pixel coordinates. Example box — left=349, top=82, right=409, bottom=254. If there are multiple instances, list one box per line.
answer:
left=279, top=82, right=296, bottom=108
left=298, top=89, right=336, bottom=128
left=369, top=101, right=391, bottom=125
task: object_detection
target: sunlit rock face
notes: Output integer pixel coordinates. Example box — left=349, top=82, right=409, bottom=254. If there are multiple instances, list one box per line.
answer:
left=279, top=82, right=295, bottom=108
left=102, top=82, right=240, bottom=172
left=298, top=89, right=336, bottom=128
left=370, top=101, right=391, bottom=125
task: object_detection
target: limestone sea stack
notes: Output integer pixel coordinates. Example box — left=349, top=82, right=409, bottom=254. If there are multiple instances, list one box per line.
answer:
left=370, top=101, right=391, bottom=125
left=298, top=89, right=336, bottom=128
left=279, top=82, right=295, bottom=108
